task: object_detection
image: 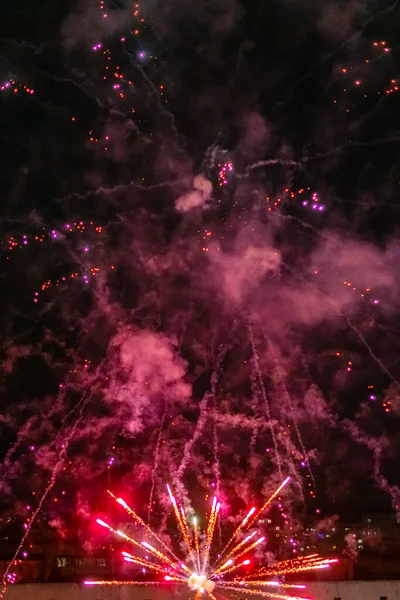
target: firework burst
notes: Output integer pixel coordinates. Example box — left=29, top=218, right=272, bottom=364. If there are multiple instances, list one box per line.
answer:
left=84, top=478, right=337, bottom=599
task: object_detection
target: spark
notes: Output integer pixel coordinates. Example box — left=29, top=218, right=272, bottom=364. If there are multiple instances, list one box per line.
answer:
left=220, top=585, right=311, bottom=600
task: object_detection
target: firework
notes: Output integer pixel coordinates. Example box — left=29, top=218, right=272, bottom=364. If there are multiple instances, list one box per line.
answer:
left=85, top=479, right=337, bottom=599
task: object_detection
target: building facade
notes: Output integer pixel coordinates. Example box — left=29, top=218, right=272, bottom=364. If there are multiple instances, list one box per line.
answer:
left=1, top=581, right=400, bottom=600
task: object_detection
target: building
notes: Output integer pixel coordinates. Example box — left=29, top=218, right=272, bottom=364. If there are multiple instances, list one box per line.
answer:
left=1, top=581, right=400, bottom=600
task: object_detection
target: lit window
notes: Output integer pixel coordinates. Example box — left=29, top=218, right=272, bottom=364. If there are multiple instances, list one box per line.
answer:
left=276, top=526, right=280, bottom=531
left=57, top=558, right=67, bottom=568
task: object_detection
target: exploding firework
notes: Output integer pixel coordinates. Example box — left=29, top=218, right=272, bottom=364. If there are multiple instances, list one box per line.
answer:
left=84, top=478, right=337, bottom=599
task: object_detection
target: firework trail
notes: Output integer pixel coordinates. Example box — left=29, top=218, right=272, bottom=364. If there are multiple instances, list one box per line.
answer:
left=211, top=346, right=230, bottom=497
left=175, top=348, right=227, bottom=495
left=52, top=76, right=134, bottom=122
left=175, top=392, right=209, bottom=491
left=248, top=320, right=282, bottom=478
left=244, top=159, right=302, bottom=175
left=212, top=403, right=221, bottom=497
left=0, top=384, right=95, bottom=597
left=263, top=332, right=316, bottom=493
left=0, top=416, right=36, bottom=477
left=343, top=421, right=400, bottom=516
left=148, top=400, right=168, bottom=524
left=0, top=374, right=79, bottom=493
left=344, top=317, right=400, bottom=389
left=249, top=363, right=261, bottom=460
left=125, top=51, right=180, bottom=140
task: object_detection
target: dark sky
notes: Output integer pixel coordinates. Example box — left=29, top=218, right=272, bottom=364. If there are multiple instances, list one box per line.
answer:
left=1, top=0, right=400, bottom=565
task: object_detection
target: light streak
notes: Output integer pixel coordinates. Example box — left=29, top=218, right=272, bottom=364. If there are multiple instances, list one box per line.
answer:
left=245, top=580, right=306, bottom=589
left=227, top=506, right=257, bottom=546
left=84, top=580, right=169, bottom=586
left=96, top=518, right=141, bottom=549
left=231, top=536, right=265, bottom=564
left=193, top=517, right=201, bottom=570
left=122, top=551, right=165, bottom=575
left=220, top=585, right=312, bottom=600
left=141, top=541, right=183, bottom=575
left=213, top=558, right=250, bottom=578
left=166, top=485, right=193, bottom=557
left=230, top=531, right=258, bottom=556
left=256, top=556, right=338, bottom=577
left=203, top=499, right=220, bottom=571
left=164, top=575, right=187, bottom=582
left=248, top=477, right=291, bottom=527
left=219, top=506, right=257, bottom=556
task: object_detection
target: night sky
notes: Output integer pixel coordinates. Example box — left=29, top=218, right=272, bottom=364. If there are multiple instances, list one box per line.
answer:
left=1, top=0, right=400, bottom=575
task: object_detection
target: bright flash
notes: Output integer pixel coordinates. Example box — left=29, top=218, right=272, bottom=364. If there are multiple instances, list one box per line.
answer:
left=188, top=573, right=216, bottom=593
